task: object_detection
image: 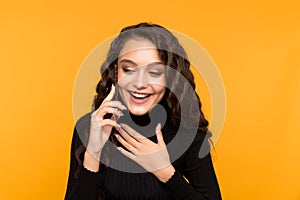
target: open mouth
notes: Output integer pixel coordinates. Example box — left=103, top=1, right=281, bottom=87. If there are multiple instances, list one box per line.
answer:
left=128, top=91, right=152, bottom=104
left=130, top=91, right=151, bottom=99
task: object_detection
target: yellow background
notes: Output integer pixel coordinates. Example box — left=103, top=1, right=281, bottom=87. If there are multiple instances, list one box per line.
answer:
left=1, top=0, right=299, bottom=199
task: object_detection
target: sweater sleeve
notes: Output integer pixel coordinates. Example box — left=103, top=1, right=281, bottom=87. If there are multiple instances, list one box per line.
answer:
left=163, top=131, right=222, bottom=200
left=64, top=125, right=103, bottom=200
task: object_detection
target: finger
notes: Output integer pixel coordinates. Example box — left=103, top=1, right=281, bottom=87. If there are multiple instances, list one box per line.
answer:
left=155, top=123, right=164, bottom=144
left=96, top=106, right=123, bottom=119
left=97, top=85, right=116, bottom=112
left=103, top=84, right=115, bottom=102
left=101, top=100, right=127, bottom=111
left=116, top=126, right=140, bottom=148
left=117, top=147, right=136, bottom=160
left=115, top=134, right=137, bottom=154
left=97, top=119, right=119, bottom=129
left=120, top=123, right=146, bottom=141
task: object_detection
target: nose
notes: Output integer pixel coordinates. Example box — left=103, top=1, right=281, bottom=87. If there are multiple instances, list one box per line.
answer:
left=134, top=70, right=148, bottom=89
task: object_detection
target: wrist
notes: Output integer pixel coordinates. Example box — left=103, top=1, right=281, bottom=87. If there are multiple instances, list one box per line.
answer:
left=83, top=150, right=101, bottom=172
left=153, top=165, right=175, bottom=183
left=86, top=146, right=102, bottom=158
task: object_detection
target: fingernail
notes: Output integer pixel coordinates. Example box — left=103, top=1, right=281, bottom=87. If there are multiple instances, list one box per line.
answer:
left=114, top=134, right=119, bottom=138
left=122, top=105, right=127, bottom=110
left=115, top=124, right=121, bottom=130
left=156, top=123, right=161, bottom=132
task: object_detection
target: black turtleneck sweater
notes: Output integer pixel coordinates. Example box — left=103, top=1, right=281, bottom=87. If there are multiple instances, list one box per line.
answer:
left=65, top=106, right=222, bottom=200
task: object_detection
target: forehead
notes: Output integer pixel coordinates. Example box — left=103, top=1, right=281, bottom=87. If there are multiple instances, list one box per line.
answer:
left=120, top=39, right=156, bottom=54
left=118, top=39, right=161, bottom=64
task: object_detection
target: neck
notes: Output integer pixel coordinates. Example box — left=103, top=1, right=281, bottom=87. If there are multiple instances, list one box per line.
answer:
left=118, top=99, right=169, bottom=138
left=129, top=112, right=151, bottom=127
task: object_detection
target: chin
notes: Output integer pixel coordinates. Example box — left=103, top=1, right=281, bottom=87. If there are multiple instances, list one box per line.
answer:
left=127, top=106, right=150, bottom=116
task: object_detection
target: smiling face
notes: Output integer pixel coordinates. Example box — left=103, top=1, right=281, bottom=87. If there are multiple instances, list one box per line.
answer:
left=117, top=39, right=166, bottom=116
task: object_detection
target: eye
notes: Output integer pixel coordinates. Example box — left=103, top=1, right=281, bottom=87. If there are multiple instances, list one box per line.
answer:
left=122, top=67, right=136, bottom=74
left=149, top=70, right=164, bottom=77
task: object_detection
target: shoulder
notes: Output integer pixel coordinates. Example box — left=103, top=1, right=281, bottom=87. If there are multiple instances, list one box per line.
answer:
left=187, top=129, right=212, bottom=159
left=168, top=127, right=211, bottom=163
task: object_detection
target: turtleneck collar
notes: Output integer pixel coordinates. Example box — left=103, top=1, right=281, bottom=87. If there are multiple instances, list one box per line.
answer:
left=117, top=98, right=170, bottom=138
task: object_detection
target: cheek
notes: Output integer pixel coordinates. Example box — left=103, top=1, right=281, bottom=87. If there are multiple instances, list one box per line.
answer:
left=149, top=74, right=166, bottom=89
left=154, top=85, right=166, bottom=96
left=117, top=71, right=134, bottom=87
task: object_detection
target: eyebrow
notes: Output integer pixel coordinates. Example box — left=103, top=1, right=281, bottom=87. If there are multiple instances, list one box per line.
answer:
left=119, top=59, right=137, bottom=66
left=119, top=59, right=164, bottom=67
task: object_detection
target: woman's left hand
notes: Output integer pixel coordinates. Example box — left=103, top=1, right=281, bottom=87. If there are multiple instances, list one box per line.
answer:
left=115, top=123, right=175, bottom=182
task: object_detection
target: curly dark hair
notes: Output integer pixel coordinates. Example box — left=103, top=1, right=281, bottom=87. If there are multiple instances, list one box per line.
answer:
left=75, top=22, right=209, bottom=200
left=93, top=22, right=208, bottom=132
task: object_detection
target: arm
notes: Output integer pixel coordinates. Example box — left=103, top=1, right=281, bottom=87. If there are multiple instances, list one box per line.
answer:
left=163, top=132, right=222, bottom=200
left=64, top=127, right=100, bottom=200
left=65, top=85, right=126, bottom=200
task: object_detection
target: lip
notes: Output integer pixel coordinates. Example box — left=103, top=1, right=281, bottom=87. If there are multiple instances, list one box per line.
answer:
left=128, top=91, right=152, bottom=104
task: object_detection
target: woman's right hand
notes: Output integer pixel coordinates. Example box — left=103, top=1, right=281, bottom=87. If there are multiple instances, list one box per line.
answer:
left=84, top=85, right=126, bottom=171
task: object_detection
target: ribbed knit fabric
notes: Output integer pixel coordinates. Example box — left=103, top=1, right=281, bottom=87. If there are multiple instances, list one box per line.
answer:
left=65, top=109, right=222, bottom=200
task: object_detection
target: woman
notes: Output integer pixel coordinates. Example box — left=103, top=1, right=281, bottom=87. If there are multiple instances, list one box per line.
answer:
left=65, top=22, right=222, bottom=199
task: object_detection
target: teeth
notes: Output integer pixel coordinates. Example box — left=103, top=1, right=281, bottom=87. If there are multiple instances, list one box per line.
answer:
left=131, top=92, right=149, bottom=98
